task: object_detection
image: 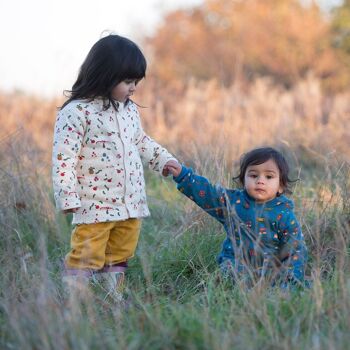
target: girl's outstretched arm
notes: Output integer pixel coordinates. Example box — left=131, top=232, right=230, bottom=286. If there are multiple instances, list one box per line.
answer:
left=172, top=165, right=227, bottom=223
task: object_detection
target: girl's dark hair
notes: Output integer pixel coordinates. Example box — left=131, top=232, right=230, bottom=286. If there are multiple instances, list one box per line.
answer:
left=234, top=147, right=294, bottom=194
left=60, top=34, right=147, bottom=111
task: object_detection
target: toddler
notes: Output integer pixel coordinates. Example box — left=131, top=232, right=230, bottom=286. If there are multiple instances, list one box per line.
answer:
left=166, top=147, right=308, bottom=288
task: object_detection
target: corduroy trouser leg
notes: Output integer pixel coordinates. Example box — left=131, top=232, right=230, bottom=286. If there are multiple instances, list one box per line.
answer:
left=64, top=218, right=141, bottom=271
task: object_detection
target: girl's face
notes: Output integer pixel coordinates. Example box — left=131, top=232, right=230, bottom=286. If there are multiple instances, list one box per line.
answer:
left=111, top=79, right=140, bottom=103
left=244, top=159, right=283, bottom=203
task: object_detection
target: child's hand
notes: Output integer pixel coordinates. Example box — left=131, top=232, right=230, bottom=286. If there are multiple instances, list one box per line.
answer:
left=163, top=160, right=182, bottom=177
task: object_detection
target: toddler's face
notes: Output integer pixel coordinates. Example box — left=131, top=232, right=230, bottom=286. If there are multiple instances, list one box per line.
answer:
left=244, top=159, right=283, bottom=203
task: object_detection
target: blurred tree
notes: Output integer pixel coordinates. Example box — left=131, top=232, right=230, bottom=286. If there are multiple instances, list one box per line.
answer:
left=331, top=0, right=350, bottom=89
left=332, top=0, right=350, bottom=54
left=147, top=0, right=346, bottom=91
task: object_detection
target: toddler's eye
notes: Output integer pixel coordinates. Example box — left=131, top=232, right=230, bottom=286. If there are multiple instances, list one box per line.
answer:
left=249, top=174, right=257, bottom=178
left=266, top=175, right=273, bottom=179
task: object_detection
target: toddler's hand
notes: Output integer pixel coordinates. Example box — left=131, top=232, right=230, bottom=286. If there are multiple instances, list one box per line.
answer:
left=163, top=160, right=182, bottom=177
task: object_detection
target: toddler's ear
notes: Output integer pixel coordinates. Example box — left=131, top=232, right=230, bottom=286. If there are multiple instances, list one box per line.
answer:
left=277, top=186, right=284, bottom=196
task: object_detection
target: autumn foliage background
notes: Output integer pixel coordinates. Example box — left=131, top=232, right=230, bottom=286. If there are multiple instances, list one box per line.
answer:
left=1, top=1, right=350, bottom=349
left=1, top=0, right=350, bottom=165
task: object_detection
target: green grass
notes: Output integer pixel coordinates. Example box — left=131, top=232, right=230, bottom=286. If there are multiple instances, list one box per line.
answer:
left=0, top=141, right=349, bottom=350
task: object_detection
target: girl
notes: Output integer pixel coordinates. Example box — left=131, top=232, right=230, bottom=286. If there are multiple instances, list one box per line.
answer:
left=166, top=147, right=308, bottom=288
left=52, top=34, right=179, bottom=301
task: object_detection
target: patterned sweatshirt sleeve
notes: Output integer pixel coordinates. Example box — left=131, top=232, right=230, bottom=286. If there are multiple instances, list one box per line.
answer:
left=52, top=107, right=85, bottom=210
left=134, top=112, right=177, bottom=175
left=278, top=210, right=308, bottom=283
left=173, top=166, right=227, bottom=223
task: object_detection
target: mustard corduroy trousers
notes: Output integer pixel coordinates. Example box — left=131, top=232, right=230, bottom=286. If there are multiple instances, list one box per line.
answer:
left=65, top=218, right=141, bottom=271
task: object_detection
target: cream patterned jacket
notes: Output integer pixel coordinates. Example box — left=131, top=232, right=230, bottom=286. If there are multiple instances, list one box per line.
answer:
left=52, top=98, right=176, bottom=224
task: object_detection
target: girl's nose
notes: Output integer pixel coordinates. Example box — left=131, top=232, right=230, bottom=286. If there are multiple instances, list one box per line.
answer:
left=130, top=82, right=136, bottom=92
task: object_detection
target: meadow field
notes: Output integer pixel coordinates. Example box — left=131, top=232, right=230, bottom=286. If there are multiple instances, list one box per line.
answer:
left=0, top=72, right=349, bottom=349
left=1, top=0, right=350, bottom=348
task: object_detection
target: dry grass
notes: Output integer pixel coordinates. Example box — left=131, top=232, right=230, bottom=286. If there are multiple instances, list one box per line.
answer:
left=0, top=74, right=349, bottom=165
left=0, top=133, right=349, bottom=349
left=0, top=75, right=349, bottom=349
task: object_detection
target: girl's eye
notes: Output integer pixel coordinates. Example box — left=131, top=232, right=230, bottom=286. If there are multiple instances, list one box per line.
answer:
left=249, top=174, right=257, bottom=178
left=266, top=175, right=273, bottom=179
left=125, top=79, right=140, bottom=85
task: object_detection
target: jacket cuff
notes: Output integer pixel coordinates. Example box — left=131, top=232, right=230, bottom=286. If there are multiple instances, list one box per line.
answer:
left=173, top=165, right=191, bottom=183
left=56, top=193, right=81, bottom=211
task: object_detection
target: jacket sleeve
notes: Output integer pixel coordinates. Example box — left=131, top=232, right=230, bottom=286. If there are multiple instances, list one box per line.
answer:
left=278, top=210, right=308, bottom=284
left=173, top=166, right=227, bottom=223
left=134, top=111, right=177, bottom=175
left=52, top=106, right=85, bottom=210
